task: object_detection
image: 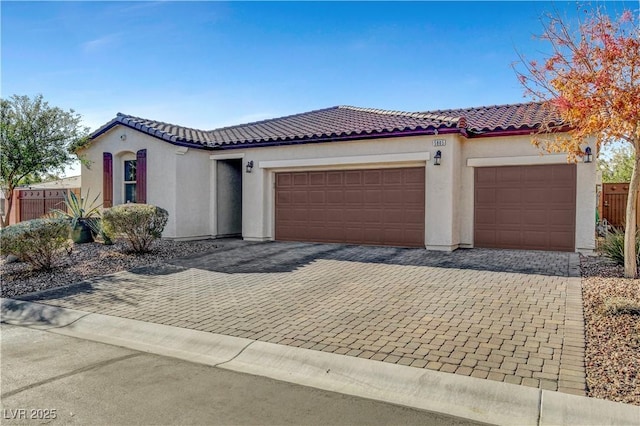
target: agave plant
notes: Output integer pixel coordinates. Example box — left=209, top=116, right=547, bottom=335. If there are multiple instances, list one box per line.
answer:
left=50, top=190, right=102, bottom=243
left=50, top=190, right=101, bottom=228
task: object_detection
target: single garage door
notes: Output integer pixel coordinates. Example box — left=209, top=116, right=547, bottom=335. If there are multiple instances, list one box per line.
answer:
left=276, top=168, right=425, bottom=247
left=474, top=164, right=576, bottom=251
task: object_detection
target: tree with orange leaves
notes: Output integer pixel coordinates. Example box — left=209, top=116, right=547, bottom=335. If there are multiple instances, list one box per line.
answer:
left=516, top=7, right=639, bottom=278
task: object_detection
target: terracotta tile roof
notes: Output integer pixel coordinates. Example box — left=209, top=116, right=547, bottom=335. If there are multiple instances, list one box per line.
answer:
left=90, top=102, right=563, bottom=149
left=91, top=106, right=462, bottom=149
left=423, top=102, right=562, bottom=134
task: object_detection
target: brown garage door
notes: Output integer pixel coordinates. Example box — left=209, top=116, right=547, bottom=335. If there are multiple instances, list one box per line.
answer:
left=276, top=168, right=425, bottom=247
left=474, top=164, right=576, bottom=252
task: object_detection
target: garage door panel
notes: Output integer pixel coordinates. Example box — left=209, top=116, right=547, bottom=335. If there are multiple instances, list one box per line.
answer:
left=476, top=168, right=497, bottom=184
left=403, top=189, right=425, bottom=204
left=403, top=168, right=425, bottom=184
left=496, top=209, right=522, bottom=225
left=496, top=188, right=522, bottom=203
left=522, top=231, right=548, bottom=248
left=292, top=191, right=308, bottom=203
left=308, top=208, right=326, bottom=222
left=524, top=188, right=547, bottom=203
left=326, top=191, right=344, bottom=204
left=475, top=165, right=575, bottom=252
left=404, top=209, right=424, bottom=224
left=325, top=208, right=344, bottom=223
left=383, top=169, right=403, bottom=184
left=364, top=190, right=382, bottom=204
left=496, top=168, right=522, bottom=182
left=345, top=171, right=362, bottom=185
left=308, top=191, right=325, bottom=204
left=523, top=167, right=548, bottom=182
left=552, top=165, right=576, bottom=181
left=363, top=170, right=382, bottom=184
left=277, top=191, right=292, bottom=205
left=522, top=209, right=549, bottom=225
left=363, top=209, right=382, bottom=223
left=309, top=172, right=326, bottom=185
left=343, top=208, right=362, bottom=223
left=475, top=208, right=496, bottom=225
left=276, top=167, right=425, bottom=247
left=497, top=230, right=522, bottom=246
left=293, top=173, right=308, bottom=185
left=550, top=187, right=574, bottom=203
left=383, top=190, right=404, bottom=204
left=549, top=209, right=575, bottom=226
left=382, top=210, right=403, bottom=224
left=345, top=190, right=363, bottom=204
left=277, top=173, right=293, bottom=187
left=549, top=231, right=574, bottom=250
left=345, top=228, right=364, bottom=241
left=327, top=172, right=343, bottom=185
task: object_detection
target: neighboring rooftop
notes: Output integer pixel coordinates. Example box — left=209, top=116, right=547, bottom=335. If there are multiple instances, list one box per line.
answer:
left=89, top=102, right=562, bottom=150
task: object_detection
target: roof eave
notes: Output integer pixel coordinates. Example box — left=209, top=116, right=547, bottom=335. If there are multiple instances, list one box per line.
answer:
left=89, top=119, right=213, bottom=151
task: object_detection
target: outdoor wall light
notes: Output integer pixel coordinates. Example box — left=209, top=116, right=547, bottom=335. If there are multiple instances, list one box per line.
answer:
left=246, top=160, right=254, bottom=173
left=434, top=150, right=442, bottom=166
left=584, top=147, right=593, bottom=163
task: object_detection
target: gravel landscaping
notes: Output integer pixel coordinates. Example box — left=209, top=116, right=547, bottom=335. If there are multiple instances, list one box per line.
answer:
left=581, top=255, right=640, bottom=406
left=0, top=239, right=225, bottom=298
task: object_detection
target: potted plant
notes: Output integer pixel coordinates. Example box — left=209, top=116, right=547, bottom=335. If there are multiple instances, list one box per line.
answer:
left=51, top=190, right=101, bottom=244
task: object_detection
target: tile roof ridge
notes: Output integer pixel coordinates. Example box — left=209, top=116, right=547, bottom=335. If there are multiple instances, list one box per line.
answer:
left=116, top=113, right=208, bottom=133
left=338, top=105, right=461, bottom=124
left=426, top=100, right=545, bottom=114
left=207, top=106, right=341, bottom=132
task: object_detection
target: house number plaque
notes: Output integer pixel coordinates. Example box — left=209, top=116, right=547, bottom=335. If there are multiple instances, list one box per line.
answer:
left=433, top=139, right=446, bottom=146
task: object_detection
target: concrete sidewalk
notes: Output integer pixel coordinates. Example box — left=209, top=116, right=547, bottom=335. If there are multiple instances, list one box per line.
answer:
left=2, top=298, right=638, bottom=426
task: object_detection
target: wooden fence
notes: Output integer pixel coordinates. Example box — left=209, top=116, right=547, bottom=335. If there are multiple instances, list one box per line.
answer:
left=17, top=188, right=81, bottom=223
left=600, top=183, right=640, bottom=229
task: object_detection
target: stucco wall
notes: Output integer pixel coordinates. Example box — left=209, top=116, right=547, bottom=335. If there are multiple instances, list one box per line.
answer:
left=82, top=125, right=596, bottom=253
left=80, top=126, right=178, bottom=237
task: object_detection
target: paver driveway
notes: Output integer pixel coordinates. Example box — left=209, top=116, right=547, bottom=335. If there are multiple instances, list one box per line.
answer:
left=16, top=240, right=586, bottom=395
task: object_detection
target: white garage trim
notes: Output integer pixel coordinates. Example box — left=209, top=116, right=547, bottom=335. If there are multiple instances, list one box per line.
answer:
left=466, top=154, right=568, bottom=168
left=258, top=152, right=430, bottom=170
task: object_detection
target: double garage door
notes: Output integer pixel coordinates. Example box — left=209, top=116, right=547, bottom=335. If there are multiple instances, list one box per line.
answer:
left=275, top=167, right=425, bottom=247
left=274, top=164, right=576, bottom=251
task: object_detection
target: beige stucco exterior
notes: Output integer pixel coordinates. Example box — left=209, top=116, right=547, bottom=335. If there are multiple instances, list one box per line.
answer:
left=81, top=125, right=597, bottom=253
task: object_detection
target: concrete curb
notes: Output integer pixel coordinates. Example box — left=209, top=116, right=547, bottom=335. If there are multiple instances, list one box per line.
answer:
left=2, top=298, right=639, bottom=425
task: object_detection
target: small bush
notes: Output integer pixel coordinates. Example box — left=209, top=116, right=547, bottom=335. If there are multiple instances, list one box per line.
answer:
left=601, top=297, right=640, bottom=316
left=102, top=204, right=168, bottom=253
left=0, top=218, right=70, bottom=270
left=600, top=228, right=640, bottom=266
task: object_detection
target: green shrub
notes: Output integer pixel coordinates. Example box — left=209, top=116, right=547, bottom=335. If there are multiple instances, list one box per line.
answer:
left=0, top=218, right=70, bottom=270
left=600, top=228, right=640, bottom=266
left=102, top=204, right=168, bottom=253
left=601, top=297, right=640, bottom=316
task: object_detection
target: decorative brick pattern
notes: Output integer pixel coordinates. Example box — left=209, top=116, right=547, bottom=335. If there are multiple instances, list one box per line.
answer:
left=18, top=241, right=585, bottom=395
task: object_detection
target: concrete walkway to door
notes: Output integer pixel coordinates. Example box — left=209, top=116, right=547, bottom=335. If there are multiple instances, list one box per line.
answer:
left=15, top=241, right=586, bottom=395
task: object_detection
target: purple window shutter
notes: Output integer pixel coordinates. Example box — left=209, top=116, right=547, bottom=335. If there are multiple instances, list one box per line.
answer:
left=136, top=149, right=147, bottom=204
left=103, top=153, right=113, bottom=208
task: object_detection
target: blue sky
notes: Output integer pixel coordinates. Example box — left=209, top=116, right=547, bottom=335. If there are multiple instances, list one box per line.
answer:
left=2, top=1, right=636, bottom=174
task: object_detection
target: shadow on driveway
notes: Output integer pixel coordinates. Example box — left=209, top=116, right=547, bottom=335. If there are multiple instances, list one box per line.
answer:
left=168, top=241, right=579, bottom=277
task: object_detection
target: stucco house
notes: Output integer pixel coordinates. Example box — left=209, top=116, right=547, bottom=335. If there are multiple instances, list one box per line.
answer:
left=80, top=102, right=596, bottom=253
